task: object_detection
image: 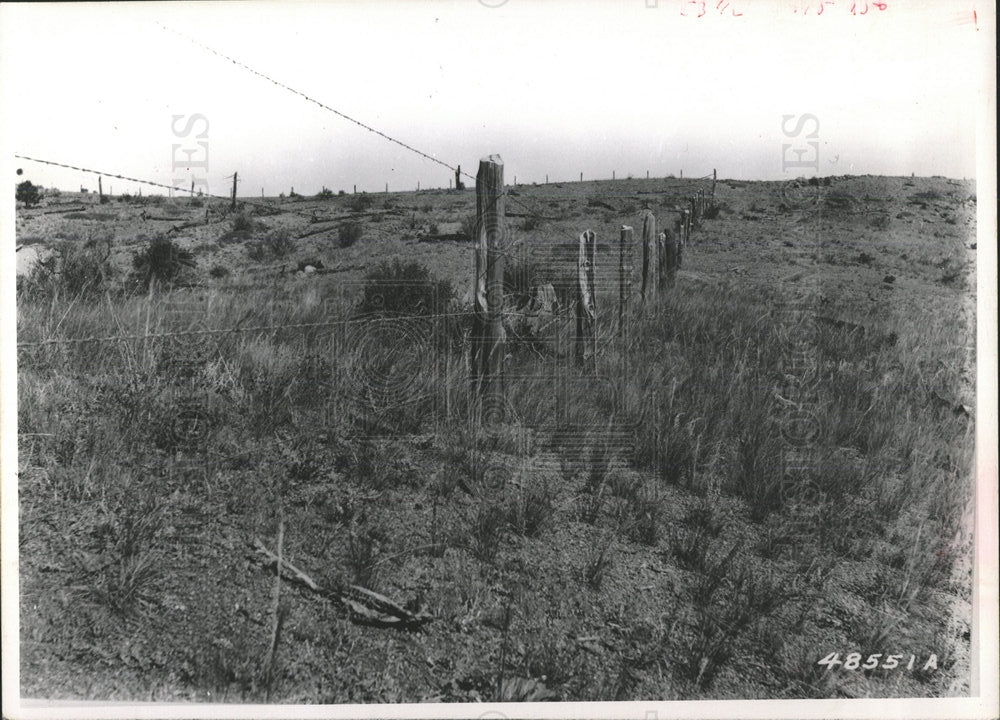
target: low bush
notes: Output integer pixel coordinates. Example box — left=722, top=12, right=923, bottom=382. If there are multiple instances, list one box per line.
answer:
left=131, top=236, right=196, bottom=290
left=338, top=221, right=364, bottom=248
left=358, top=259, right=453, bottom=316
left=19, top=237, right=116, bottom=299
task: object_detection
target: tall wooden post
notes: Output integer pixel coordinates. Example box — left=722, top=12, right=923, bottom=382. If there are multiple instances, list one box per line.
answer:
left=576, top=229, right=597, bottom=367
left=612, top=171, right=615, bottom=181
left=657, top=231, right=667, bottom=291
left=455, top=165, right=462, bottom=191
left=545, top=174, right=549, bottom=184
left=619, top=225, right=633, bottom=338
left=580, top=172, right=583, bottom=182
left=231, top=172, right=238, bottom=211
left=712, top=169, right=717, bottom=197
left=664, top=224, right=680, bottom=288
left=641, top=210, right=657, bottom=304
left=473, top=155, right=506, bottom=425
left=98, top=176, right=103, bottom=203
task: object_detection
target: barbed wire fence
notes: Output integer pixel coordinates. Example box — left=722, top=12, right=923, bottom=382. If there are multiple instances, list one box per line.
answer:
left=15, top=23, right=721, bottom=446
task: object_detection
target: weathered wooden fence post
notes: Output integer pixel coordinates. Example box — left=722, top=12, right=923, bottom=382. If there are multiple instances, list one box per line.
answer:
left=472, top=154, right=506, bottom=424
left=619, top=225, right=633, bottom=339
left=657, top=231, right=667, bottom=291
left=576, top=229, right=597, bottom=367
left=664, top=223, right=680, bottom=288
left=98, top=176, right=104, bottom=203
left=712, top=169, right=717, bottom=197
left=231, top=172, right=238, bottom=211
left=641, top=210, right=657, bottom=304
left=455, top=165, right=462, bottom=191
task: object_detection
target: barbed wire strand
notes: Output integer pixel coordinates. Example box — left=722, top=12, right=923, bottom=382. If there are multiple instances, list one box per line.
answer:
left=16, top=311, right=478, bottom=348
left=13, top=153, right=334, bottom=226
left=157, top=22, right=474, bottom=183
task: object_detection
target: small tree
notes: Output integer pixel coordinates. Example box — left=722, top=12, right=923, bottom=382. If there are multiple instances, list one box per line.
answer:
left=16, top=180, right=42, bottom=208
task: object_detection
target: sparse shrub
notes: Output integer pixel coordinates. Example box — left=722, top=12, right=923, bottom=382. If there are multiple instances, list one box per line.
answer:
left=869, top=213, right=891, bottom=230
left=19, top=237, right=116, bottom=299
left=16, top=180, right=42, bottom=207
left=190, top=197, right=204, bottom=208
left=316, top=187, right=333, bottom=199
left=581, top=534, right=614, bottom=589
left=131, top=236, right=195, bottom=290
left=209, top=264, right=230, bottom=279
left=338, top=221, right=364, bottom=248
left=262, top=233, right=293, bottom=258
left=224, top=212, right=262, bottom=241
left=461, top=215, right=478, bottom=241
left=505, top=480, right=555, bottom=538
left=703, top=203, right=720, bottom=220
left=74, top=490, right=166, bottom=616
left=349, top=193, right=373, bottom=212
left=469, top=501, right=506, bottom=563
left=346, top=521, right=386, bottom=589
left=246, top=242, right=267, bottom=261
left=520, top=215, right=542, bottom=232
left=621, top=482, right=665, bottom=546
left=358, top=258, right=453, bottom=316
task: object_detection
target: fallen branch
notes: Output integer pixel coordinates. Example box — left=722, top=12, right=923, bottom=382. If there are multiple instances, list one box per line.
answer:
left=250, top=538, right=432, bottom=630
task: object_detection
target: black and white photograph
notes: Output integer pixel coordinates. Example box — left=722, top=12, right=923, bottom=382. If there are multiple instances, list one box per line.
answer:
left=1, top=1, right=996, bottom=718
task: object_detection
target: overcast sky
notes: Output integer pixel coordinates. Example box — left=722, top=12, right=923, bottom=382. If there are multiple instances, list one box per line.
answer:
left=0, top=0, right=988, bottom=197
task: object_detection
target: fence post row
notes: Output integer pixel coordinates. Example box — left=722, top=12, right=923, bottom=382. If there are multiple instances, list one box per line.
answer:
left=576, top=229, right=597, bottom=367
left=472, top=154, right=506, bottom=425
left=619, top=225, right=633, bottom=341
left=641, top=210, right=657, bottom=304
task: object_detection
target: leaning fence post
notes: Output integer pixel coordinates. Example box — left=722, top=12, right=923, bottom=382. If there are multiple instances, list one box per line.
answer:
left=576, top=229, right=597, bottom=367
left=619, top=225, right=633, bottom=340
left=640, top=210, right=657, bottom=304
left=712, top=169, right=717, bottom=197
left=472, top=154, right=506, bottom=424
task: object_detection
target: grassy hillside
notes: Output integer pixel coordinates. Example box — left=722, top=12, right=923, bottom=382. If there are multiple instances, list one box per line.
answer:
left=15, top=174, right=976, bottom=701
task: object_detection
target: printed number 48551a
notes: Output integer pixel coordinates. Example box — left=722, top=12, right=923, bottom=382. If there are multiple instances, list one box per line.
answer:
left=818, top=652, right=938, bottom=671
